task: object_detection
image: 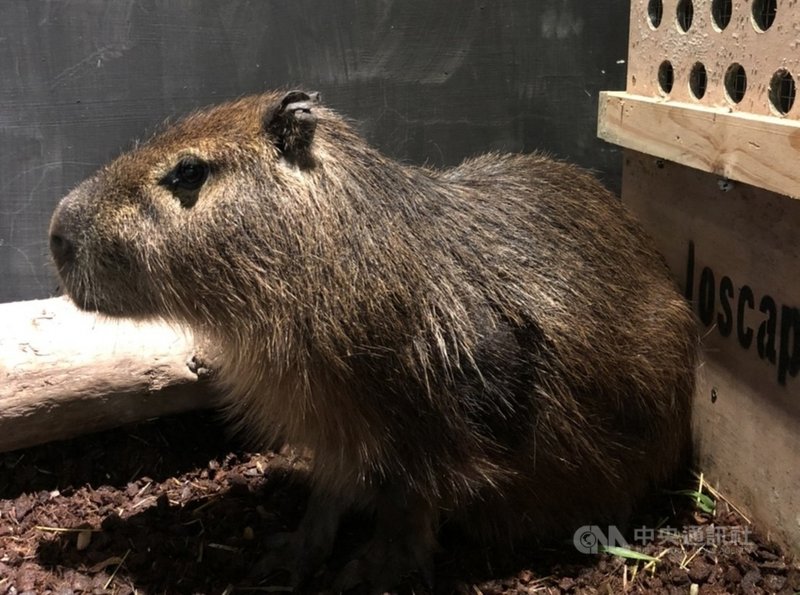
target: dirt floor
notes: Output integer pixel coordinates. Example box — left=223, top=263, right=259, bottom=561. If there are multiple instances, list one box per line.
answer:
left=0, top=412, right=798, bottom=595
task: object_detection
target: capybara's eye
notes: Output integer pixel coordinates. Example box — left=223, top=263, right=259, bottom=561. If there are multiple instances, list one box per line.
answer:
left=159, top=156, right=209, bottom=208
left=174, top=157, right=208, bottom=191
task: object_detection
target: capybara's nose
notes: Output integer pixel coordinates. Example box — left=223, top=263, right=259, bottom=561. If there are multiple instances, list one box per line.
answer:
left=49, top=219, right=76, bottom=272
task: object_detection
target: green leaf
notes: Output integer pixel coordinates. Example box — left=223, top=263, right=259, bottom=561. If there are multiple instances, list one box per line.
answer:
left=600, top=545, right=659, bottom=562
left=666, top=489, right=717, bottom=514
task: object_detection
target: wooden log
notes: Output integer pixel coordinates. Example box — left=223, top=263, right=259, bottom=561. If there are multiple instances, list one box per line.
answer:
left=0, top=297, right=218, bottom=454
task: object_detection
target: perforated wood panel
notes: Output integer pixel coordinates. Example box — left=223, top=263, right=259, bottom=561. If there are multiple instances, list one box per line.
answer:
left=599, top=1, right=800, bottom=199
left=628, top=0, right=797, bottom=117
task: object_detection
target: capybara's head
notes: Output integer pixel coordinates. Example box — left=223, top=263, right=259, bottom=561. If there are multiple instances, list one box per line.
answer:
left=48, top=90, right=336, bottom=322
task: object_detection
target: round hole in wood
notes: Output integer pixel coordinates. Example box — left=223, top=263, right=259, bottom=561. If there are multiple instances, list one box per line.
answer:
left=676, top=0, right=694, bottom=32
left=752, top=0, right=777, bottom=31
left=724, top=63, right=747, bottom=103
left=769, top=69, right=796, bottom=115
left=648, top=0, right=663, bottom=28
left=711, top=0, right=732, bottom=31
left=689, top=63, right=708, bottom=99
left=658, top=61, right=674, bottom=95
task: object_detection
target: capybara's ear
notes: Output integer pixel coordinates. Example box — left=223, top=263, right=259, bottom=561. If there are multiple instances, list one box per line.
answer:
left=264, top=90, right=321, bottom=168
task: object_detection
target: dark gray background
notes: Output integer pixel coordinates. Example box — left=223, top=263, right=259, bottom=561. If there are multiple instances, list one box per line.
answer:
left=0, top=0, right=629, bottom=303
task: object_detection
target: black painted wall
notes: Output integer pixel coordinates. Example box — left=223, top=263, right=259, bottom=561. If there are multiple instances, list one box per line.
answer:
left=0, top=0, right=629, bottom=303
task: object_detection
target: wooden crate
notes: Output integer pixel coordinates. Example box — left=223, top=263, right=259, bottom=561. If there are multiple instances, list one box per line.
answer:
left=598, top=0, right=800, bottom=551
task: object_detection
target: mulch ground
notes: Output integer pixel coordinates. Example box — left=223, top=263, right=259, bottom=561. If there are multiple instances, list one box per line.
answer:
left=1, top=411, right=797, bottom=594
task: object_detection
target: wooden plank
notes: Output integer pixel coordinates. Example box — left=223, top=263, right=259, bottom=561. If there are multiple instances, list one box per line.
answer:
left=0, top=297, right=218, bottom=453
left=621, top=149, right=800, bottom=552
left=598, top=91, right=800, bottom=199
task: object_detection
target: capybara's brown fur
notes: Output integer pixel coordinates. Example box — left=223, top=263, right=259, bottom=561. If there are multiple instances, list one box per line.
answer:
left=50, top=90, right=696, bottom=588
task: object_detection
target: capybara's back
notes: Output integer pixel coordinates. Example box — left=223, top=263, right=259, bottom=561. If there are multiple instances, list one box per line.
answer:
left=435, top=152, right=696, bottom=540
left=49, top=90, right=696, bottom=589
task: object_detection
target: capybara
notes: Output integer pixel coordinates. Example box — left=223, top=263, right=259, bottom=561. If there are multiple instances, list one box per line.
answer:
left=49, top=90, right=696, bottom=590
